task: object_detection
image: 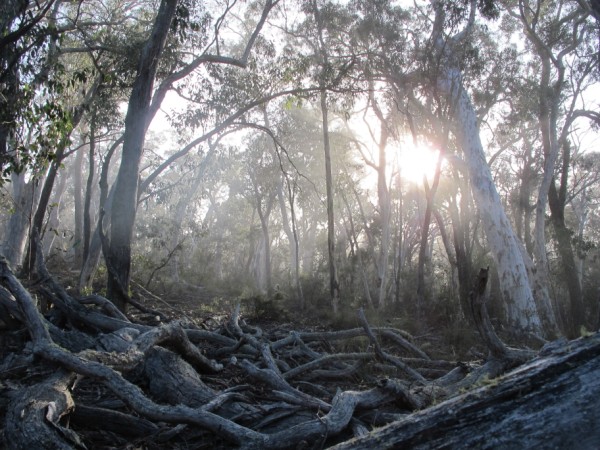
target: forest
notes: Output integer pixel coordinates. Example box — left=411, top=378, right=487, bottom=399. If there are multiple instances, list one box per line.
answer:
left=1, top=0, right=600, bottom=448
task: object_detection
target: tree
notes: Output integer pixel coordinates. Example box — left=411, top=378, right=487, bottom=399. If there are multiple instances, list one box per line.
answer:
left=427, top=0, right=543, bottom=335
left=506, top=0, right=599, bottom=336
left=106, top=0, right=179, bottom=311
left=308, top=0, right=343, bottom=314
left=106, top=0, right=280, bottom=311
left=0, top=0, right=58, bottom=179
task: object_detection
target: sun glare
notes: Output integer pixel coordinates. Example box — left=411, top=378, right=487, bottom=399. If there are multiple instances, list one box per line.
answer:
left=397, top=142, right=441, bottom=185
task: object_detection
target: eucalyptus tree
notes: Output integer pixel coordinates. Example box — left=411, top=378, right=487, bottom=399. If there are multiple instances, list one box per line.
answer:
left=352, top=86, right=397, bottom=309
left=0, top=0, right=61, bottom=179
left=416, top=0, right=548, bottom=334
left=347, top=0, right=550, bottom=333
left=304, top=0, right=343, bottom=313
left=241, top=133, right=281, bottom=294
left=0, top=0, right=100, bottom=269
left=505, top=0, right=600, bottom=335
left=105, top=0, right=280, bottom=311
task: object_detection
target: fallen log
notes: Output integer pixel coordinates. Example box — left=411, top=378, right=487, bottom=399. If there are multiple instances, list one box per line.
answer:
left=331, top=331, right=600, bottom=449
left=6, top=249, right=590, bottom=449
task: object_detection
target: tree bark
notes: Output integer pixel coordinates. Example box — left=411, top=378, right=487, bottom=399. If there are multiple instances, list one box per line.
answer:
left=107, top=0, right=178, bottom=311
left=416, top=146, right=444, bottom=318
left=331, top=332, right=600, bottom=449
left=431, top=4, right=542, bottom=333
left=2, top=172, right=38, bottom=269
left=78, top=136, right=122, bottom=291
left=72, top=145, right=84, bottom=265
left=83, top=114, right=96, bottom=262
left=320, top=88, right=340, bottom=314
left=549, top=177, right=585, bottom=336
left=42, top=164, right=67, bottom=257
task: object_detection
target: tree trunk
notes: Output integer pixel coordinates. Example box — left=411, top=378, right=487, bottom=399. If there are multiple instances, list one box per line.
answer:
left=530, top=51, right=560, bottom=336
left=107, top=0, right=177, bottom=311
left=429, top=1, right=542, bottom=335
left=436, top=69, right=542, bottom=334
left=447, top=181, right=473, bottom=320
left=341, top=189, right=374, bottom=310
left=277, top=183, right=297, bottom=284
left=365, top=87, right=393, bottom=310
left=416, top=148, right=444, bottom=317
left=72, top=145, right=84, bottom=265
left=255, top=194, right=274, bottom=296
left=278, top=178, right=305, bottom=307
left=2, top=172, right=39, bottom=269
left=549, top=179, right=585, bottom=336
left=320, top=88, right=340, bottom=314
left=83, top=115, right=96, bottom=262
left=79, top=185, right=115, bottom=291
left=79, top=136, right=122, bottom=291
left=42, top=166, right=68, bottom=257
left=22, top=145, right=67, bottom=275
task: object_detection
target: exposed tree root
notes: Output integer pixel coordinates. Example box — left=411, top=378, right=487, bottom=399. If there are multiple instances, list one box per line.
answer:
left=0, top=255, right=591, bottom=448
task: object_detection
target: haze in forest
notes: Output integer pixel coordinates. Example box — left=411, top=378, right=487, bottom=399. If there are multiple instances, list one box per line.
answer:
left=4, top=0, right=600, bottom=448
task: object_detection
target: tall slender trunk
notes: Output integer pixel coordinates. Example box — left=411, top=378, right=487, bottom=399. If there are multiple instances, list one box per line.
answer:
left=312, top=0, right=340, bottom=314
left=515, top=142, right=534, bottom=255
left=72, top=147, right=84, bottom=264
left=530, top=53, right=560, bottom=335
left=107, top=0, right=177, bottom=311
left=366, top=86, right=393, bottom=309
left=42, top=167, right=68, bottom=257
left=416, top=143, right=445, bottom=317
left=83, top=115, right=96, bottom=262
left=264, top=107, right=301, bottom=301
left=286, top=184, right=304, bottom=308
left=79, top=185, right=115, bottom=291
left=278, top=179, right=305, bottom=307
left=548, top=143, right=584, bottom=336
left=251, top=181, right=276, bottom=295
left=320, top=89, right=340, bottom=314
left=277, top=184, right=296, bottom=283
left=447, top=185, right=472, bottom=320
left=341, top=190, right=374, bottom=309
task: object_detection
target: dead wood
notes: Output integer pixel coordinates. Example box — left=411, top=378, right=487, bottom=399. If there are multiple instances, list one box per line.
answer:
left=2, top=253, right=589, bottom=450
left=70, top=404, right=160, bottom=437
left=330, top=332, right=600, bottom=450
left=358, top=307, right=427, bottom=383
left=4, top=370, right=83, bottom=450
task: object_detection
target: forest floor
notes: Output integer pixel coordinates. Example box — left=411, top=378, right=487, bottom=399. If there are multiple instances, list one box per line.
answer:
left=2, top=261, right=598, bottom=449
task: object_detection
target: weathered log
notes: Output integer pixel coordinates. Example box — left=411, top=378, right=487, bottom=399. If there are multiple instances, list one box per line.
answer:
left=142, top=347, right=216, bottom=407
left=11, top=251, right=562, bottom=449
left=70, top=404, right=160, bottom=437
left=331, top=332, right=600, bottom=449
left=4, top=370, right=84, bottom=449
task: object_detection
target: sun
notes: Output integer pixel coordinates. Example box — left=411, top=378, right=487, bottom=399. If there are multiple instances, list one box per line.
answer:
left=397, top=142, right=441, bottom=185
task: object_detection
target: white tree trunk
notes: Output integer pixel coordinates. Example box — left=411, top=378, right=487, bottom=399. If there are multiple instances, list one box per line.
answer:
left=2, top=172, right=41, bottom=269
left=43, top=168, right=68, bottom=257
left=78, top=186, right=115, bottom=291
left=438, top=69, right=542, bottom=335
